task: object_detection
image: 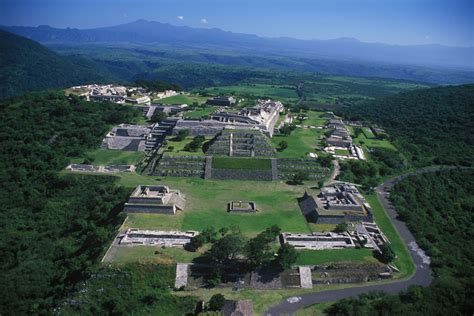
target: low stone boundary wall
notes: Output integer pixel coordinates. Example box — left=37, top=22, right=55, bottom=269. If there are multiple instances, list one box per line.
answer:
left=210, top=168, right=274, bottom=181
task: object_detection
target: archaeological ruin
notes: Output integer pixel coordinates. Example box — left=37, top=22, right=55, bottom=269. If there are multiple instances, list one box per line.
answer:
left=123, top=185, right=186, bottom=214
left=119, top=228, right=198, bottom=247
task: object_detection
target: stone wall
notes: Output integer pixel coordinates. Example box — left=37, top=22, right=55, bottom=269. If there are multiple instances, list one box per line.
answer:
left=210, top=168, right=274, bottom=181
left=123, top=204, right=176, bottom=214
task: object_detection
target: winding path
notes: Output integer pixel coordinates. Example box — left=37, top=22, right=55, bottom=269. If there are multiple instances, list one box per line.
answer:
left=264, top=167, right=459, bottom=315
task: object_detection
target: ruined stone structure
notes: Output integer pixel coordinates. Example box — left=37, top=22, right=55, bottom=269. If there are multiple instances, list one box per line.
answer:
left=228, top=201, right=257, bottom=213
left=277, top=158, right=330, bottom=181
left=173, top=99, right=283, bottom=137
left=325, top=119, right=353, bottom=148
left=124, top=185, right=186, bottom=214
left=120, top=228, right=197, bottom=246
left=206, top=129, right=276, bottom=157
left=298, top=183, right=373, bottom=224
left=280, top=232, right=355, bottom=250
left=102, top=120, right=177, bottom=152
left=206, top=96, right=236, bottom=106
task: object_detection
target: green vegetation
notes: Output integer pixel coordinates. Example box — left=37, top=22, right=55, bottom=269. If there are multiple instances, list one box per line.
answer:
left=0, top=91, right=143, bottom=314
left=212, top=157, right=272, bottom=170
left=328, top=169, right=473, bottom=315
left=338, top=148, right=408, bottom=189
left=272, top=127, right=326, bottom=158
left=134, top=79, right=181, bottom=92
left=164, top=136, right=209, bottom=156
left=159, top=93, right=208, bottom=105
left=60, top=264, right=196, bottom=315
left=0, top=30, right=116, bottom=99
left=184, top=105, right=219, bottom=118
left=343, top=84, right=474, bottom=166
left=72, top=149, right=145, bottom=165
left=365, top=194, right=415, bottom=278
left=200, top=83, right=299, bottom=102
left=116, top=174, right=311, bottom=236
left=296, top=249, right=375, bottom=266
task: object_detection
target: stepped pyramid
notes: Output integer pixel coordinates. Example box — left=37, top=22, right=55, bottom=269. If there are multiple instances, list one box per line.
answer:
left=206, top=129, right=276, bottom=157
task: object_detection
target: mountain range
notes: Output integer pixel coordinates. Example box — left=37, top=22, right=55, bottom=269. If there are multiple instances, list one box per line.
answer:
left=2, top=19, right=473, bottom=70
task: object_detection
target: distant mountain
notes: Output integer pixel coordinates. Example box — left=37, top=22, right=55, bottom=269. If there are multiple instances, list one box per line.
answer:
left=0, top=30, right=116, bottom=99
left=2, top=19, right=473, bottom=69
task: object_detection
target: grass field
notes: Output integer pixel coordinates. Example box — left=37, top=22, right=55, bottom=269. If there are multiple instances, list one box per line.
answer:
left=272, top=127, right=326, bottom=158
left=158, top=94, right=208, bottom=105
left=365, top=194, right=415, bottom=278
left=335, top=149, right=350, bottom=155
left=212, top=157, right=272, bottom=170
left=347, top=126, right=397, bottom=151
left=295, top=248, right=375, bottom=265
left=164, top=136, right=210, bottom=156
left=71, top=149, right=145, bottom=165
left=116, top=173, right=312, bottom=236
left=301, top=111, right=328, bottom=126
left=183, top=106, right=219, bottom=119
left=200, top=84, right=298, bottom=101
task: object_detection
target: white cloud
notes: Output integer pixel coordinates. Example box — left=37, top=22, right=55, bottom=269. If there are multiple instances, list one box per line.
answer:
left=200, top=18, right=208, bottom=24
left=177, top=15, right=184, bottom=20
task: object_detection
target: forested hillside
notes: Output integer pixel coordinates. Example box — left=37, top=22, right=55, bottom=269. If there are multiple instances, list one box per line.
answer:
left=0, top=30, right=116, bottom=99
left=342, top=84, right=474, bottom=167
left=328, top=169, right=474, bottom=315
left=0, top=92, right=139, bottom=313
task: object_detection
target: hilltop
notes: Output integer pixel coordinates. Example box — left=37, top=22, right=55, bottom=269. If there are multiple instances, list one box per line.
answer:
left=0, top=30, right=116, bottom=98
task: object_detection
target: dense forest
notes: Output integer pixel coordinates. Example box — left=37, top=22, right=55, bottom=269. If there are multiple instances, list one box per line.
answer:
left=0, top=92, right=141, bottom=313
left=328, top=169, right=474, bottom=315
left=342, top=84, right=474, bottom=167
left=0, top=30, right=117, bottom=99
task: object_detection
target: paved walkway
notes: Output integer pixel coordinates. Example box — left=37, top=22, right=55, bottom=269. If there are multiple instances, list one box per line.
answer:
left=263, top=167, right=459, bottom=315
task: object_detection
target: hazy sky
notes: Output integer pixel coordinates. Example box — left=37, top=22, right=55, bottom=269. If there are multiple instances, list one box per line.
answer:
left=0, top=0, right=472, bottom=47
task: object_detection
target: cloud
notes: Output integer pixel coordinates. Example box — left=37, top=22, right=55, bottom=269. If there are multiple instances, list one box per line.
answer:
left=177, top=15, right=184, bottom=20
left=200, top=18, right=208, bottom=24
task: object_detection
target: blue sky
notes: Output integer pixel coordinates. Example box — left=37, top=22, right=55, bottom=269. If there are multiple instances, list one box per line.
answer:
left=0, top=0, right=472, bottom=47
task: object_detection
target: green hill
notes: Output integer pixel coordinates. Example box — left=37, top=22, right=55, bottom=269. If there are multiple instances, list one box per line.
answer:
left=0, top=30, right=116, bottom=99
left=342, top=84, right=474, bottom=167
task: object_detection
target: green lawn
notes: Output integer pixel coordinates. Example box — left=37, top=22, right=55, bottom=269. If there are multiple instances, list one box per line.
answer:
left=347, top=126, right=397, bottom=150
left=71, top=149, right=145, bottom=165
left=116, top=173, right=312, bottom=237
left=365, top=194, right=415, bottom=278
left=301, top=110, right=328, bottom=126
left=109, top=245, right=206, bottom=264
left=335, top=149, right=349, bottom=155
left=158, top=94, right=208, bottom=105
left=200, top=84, right=298, bottom=101
left=164, top=136, right=210, bottom=156
left=272, top=127, right=326, bottom=158
left=212, top=157, right=272, bottom=170
left=295, top=249, right=375, bottom=265
left=363, top=127, right=375, bottom=138
left=183, top=106, right=219, bottom=119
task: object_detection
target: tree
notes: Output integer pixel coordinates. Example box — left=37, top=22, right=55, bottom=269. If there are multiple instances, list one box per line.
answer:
left=378, top=244, right=396, bottom=263
left=278, top=140, right=288, bottom=152
left=318, top=180, right=325, bottom=189
left=176, top=129, right=189, bottom=141
left=276, top=243, right=298, bottom=270
left=208, top=233, right=245, bottom=263
left=207, top=270, right=222, bottom=288
left=187, top=234, right=206, bottom=251
left=334, top=222, right=348, bottom=233
left=150, top=111, right=167, bottom=123
left=292, top=171, right=308, bottom=185
left=208, top=294, right=226, bottom=311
